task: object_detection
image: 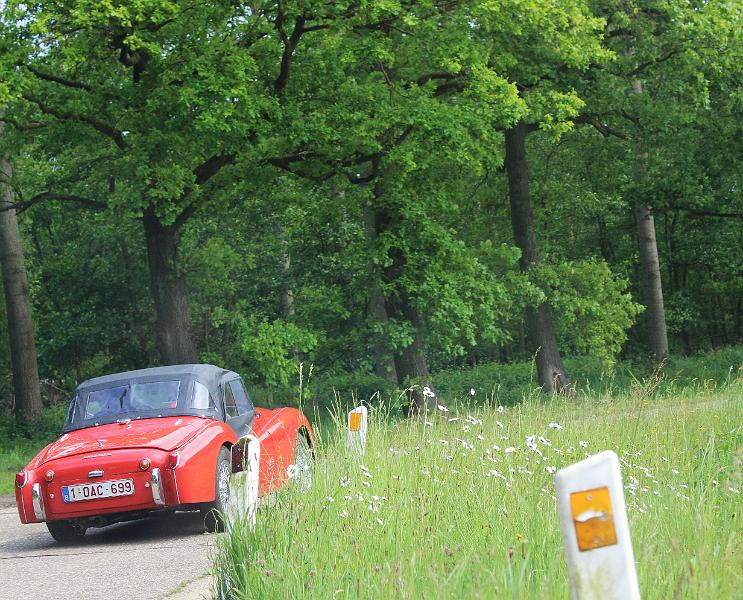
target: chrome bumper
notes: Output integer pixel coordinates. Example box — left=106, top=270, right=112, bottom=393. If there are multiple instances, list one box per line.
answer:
left=31, top=483, right=46, bottom=521
left=151, top=468, right=165, bottom=505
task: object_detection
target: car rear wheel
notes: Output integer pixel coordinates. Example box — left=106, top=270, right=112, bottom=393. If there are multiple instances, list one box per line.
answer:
left=47, top=519, right=87, bottom=544
left=293, top=432, right=314, bottom=493
left=201, top=446, right=231, bottom=532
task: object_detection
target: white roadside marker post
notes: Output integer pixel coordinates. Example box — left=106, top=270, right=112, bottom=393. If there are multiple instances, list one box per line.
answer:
left=347, top=406, right=367, bottom=455
left=227, top=434, right=260, bottom=532
left=244, top=434, right=260, bottom=531
left=555, top=450, right=641, bottom=600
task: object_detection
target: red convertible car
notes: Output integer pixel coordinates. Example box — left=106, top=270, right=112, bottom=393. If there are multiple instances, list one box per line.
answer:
left=15, top=364, right=314, bottom=542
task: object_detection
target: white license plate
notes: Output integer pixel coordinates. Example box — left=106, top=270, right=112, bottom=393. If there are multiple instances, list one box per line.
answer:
left=62, top=479, right=135, bottom=502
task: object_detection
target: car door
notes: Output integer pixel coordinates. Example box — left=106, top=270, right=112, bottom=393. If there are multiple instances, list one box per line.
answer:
left=223, top=377, right=256, bottom=473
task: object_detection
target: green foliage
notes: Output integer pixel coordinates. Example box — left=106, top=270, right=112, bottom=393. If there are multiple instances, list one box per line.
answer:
left=539, top=259, right=644, bottom=366
left=0, top=0, right=740, bottom=402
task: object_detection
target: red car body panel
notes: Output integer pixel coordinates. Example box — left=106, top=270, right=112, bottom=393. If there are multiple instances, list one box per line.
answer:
left=16, top=408, right=313, bottom=526
left=253, top=407, right=313, bottom=495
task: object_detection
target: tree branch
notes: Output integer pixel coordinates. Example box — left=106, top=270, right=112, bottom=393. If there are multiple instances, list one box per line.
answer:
left=193, top=153, right=236, bottom=185
left=24, top=64, right=94, bottom=92
left=573, top=114, right=630, bottom=140
left=660, top=205, right=743, bottom=220
left=0, top=192, right=106, bottom=213
left=274, top=7, right=307, bottom=95
left=628, top=48, right=683, bottom=77
left=2, top=116, right=51, bottom=131
left=22, top=93, right=129, bottom=150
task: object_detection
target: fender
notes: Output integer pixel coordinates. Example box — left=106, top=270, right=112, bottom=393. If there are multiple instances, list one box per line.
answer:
left=172, top=420, right=237, bottom=504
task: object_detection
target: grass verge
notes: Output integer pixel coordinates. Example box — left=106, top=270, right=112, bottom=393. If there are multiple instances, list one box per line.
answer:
left=215, top=385, right=743, bottom=599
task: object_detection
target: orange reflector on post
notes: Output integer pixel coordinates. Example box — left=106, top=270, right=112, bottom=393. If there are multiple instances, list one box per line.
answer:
left=570, top=486, right=617, bottom=552
left=349, top=412, right=362, bottom=432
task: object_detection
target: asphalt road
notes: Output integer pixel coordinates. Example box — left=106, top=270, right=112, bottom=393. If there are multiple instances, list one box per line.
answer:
left=0, top=495, right=215, bottom=600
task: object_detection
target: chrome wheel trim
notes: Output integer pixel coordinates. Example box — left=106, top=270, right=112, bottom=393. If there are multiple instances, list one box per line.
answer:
left=217, top=460, right=231, bottom=506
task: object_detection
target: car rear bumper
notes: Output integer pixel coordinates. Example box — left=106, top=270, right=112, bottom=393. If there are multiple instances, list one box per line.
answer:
left=16, top=450, right=181, bottom=523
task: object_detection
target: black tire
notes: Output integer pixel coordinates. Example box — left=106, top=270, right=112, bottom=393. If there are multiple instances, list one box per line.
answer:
left=201, top=446, right=231, bottom=532
left=46, top=519, right=86, bottom=544
left=293, top=432, right=314, bottom=493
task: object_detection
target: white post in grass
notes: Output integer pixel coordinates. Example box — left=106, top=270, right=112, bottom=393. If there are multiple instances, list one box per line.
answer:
left=228, top=434, right=260, bottom=531
left=555, top=450, right=641, bottom=600
left=244, top=434, right=260, bottom=531
left=347, top=406, right=367, bottom=455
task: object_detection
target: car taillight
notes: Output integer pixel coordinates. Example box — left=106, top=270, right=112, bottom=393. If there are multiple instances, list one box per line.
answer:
left=138, top=458, right=151, bottom=471
left=44, top=470, right=54, bottom=482
left=167, top=452, right=180, bottom=469
left=16, top=471, right=28, bottom=488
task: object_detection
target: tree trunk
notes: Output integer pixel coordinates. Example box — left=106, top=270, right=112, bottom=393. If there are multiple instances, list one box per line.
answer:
left=142, top=209, right=198, bottom=364
left=634, top=203, right=669, bottom=360
left=389, top=287, right=437, bottom=413
left=362, top=202, right=398, bottom=384
left=631, top=78, right=669, bottom=362
left=276, top=224, right=295, bottom=319
left=0, top=137, right=43, bottom=421
left=504, top=121, right=571, bottom=394
left=368, top=180, right=437, bottom=412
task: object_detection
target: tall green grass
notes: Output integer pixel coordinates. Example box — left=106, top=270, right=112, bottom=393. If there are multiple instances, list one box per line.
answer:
left=215, top=384, right=743, bottom=599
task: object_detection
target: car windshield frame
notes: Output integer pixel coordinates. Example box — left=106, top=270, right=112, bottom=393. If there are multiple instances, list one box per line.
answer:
left=62, top=376, right=221, bottom=433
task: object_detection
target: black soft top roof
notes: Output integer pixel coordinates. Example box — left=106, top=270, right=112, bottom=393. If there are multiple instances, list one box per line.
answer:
left=76, top=364, right=239, bottom=400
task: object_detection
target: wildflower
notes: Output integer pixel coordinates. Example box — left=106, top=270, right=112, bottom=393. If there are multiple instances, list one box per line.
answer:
left=444, top=546, right=454, bottom=557
left=425, top=421, right=433, bottom=427
left=548, top=422, right=563, bottom=430
left=496, top=420, right=504, bottom=428
left=423, top=386, right=436, bottom=398
left=476, top=434, right=484, bottom=441
left=526, top=435, right=542, bottom=456
left=538, top=436, right=552, bottom=446
left=505, top=446, right=517, bottom=454
left=286, top=465, right=298, bottom=479
left=340, top=510, right=348, bottom=518
left=466, top=415, right=482, bottom=425
left=326, top=496, right=335, bottom=503
left=437, top=404, right=449, bottom=412
left=497, top=405, right=505, bottom=413
left=545, top=466, right=557, bottom=474
left=492, top=444, right=501, bottom=452
left=579, top=441, right=589, bottom=448
left=376, top=518, right=384, bottom=527
left=361, top=480, right=371, bottom=487
left=470, top=388, right=476, bottom=396
left=462, top=424, right=470, bottom=433
left=446, top=455, right=454, bottom=461
left=339, top=476, right=350, bottom=488
left=389, top=447, right=399, bottom=455
left=671, top=468, right=679, bottom=474
left=440, top=439, right=449, bottom=445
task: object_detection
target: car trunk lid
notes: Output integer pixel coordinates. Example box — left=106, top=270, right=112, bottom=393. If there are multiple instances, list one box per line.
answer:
left=40, top=416, right=207, bottom=464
